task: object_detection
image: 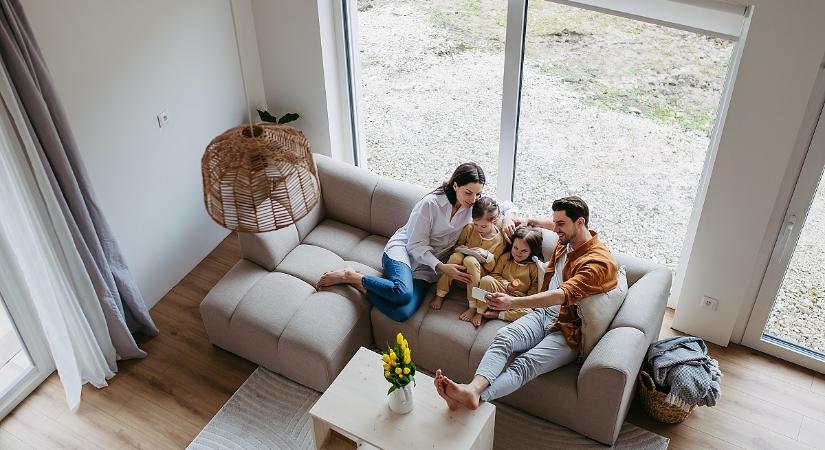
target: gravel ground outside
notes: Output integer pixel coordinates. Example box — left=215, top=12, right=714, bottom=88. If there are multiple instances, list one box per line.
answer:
left=354, top=0, right=824, bottom=353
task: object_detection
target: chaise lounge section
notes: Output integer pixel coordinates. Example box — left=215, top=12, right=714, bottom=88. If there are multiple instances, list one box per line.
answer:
left=200, top=154, right=671, bottom=445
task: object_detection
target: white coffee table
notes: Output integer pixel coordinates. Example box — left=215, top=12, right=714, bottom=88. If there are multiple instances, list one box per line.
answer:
left=309, top=347, right=496, bottom=450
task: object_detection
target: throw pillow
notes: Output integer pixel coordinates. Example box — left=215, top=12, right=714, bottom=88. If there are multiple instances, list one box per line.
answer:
left=577, top=266, right=628, bottom=358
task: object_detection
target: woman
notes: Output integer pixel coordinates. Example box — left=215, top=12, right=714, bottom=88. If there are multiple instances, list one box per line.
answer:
left=317, top=163, right=514, bottom=322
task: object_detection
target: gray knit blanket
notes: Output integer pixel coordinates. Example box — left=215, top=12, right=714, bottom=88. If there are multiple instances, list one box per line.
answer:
left=646, top=336, right=722, bottom=411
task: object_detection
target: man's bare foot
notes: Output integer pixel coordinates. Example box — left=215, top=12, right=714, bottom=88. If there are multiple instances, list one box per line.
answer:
left=430, top=296, right=445, bottom=310
left=434, top=370, right=459, bottom=411
left=443, top=375, right=481, bottom=410
left=459, top=307, right=475, bottom=322
left=471, top=313, right=483, bottom=328
left=482, top=311, right=499, bottom=319
left=316, top=267, right=365, bottom=294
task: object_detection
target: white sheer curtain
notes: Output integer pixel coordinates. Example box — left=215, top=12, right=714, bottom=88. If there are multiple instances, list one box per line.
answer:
left=0, top=63, right=116, bottom=411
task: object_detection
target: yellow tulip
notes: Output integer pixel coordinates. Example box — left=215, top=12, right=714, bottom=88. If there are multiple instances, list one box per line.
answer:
left=396, top=333, right=404, bottom=345
left=395, top=367, right=402, bottom=375
left=382, top=354, right=390, bottom=363
left=403, top=367, right=410, bottom=374
left=383, top=363, right=390, bottom=371
left=384, top=371, right=391, bottom=378
left=391, top=360, right=397, bottom=367
left=403, top=355, right=411, bottom=364
left=390, top=351, right=397, bottom=361
left=403, top=339, right=408, bottom=348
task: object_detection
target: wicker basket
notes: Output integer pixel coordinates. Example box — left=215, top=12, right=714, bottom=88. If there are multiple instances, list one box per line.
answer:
left=638, top=370, right=694, bottom=423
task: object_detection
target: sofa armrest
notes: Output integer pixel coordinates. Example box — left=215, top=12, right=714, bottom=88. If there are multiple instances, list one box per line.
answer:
left=239, top=226, right=300, bottom=271
left=576, top=327, right=647, bottom=445
left=610, top=267, right=671, bottom=342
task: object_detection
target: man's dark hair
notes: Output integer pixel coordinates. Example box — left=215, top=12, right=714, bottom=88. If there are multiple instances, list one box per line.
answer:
left=552, top=196, right=589, bottom=227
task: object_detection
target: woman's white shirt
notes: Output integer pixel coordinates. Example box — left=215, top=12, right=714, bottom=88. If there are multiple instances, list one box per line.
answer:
left=384, top=193, right=471, bottom=282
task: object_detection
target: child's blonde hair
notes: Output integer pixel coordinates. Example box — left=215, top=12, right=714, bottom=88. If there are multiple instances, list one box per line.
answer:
left=471, top=196, right=499, bottom=222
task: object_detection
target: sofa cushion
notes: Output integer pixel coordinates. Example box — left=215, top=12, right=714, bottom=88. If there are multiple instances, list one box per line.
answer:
left=304, top=219, right=369, bottom=257
left=370, top=177, right=427, bottom=238
left=347, top=235, right=387, bottom=272
left=239, top=225, right=300, bottom=271
left=316, top=154, right=377, bottom=231
left=228, top=272, right=315, bottom=351
left=578, top=266, right=628, bottom=358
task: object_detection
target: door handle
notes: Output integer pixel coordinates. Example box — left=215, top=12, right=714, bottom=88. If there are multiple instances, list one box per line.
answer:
left=778, top=215, right=797, bottom=256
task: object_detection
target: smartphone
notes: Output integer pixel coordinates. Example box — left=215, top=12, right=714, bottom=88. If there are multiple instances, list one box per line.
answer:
left=472, top=286, right=490, bottom=301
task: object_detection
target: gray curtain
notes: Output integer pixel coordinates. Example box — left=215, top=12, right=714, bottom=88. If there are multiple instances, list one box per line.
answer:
left=0, top=0, right=158, bottom=359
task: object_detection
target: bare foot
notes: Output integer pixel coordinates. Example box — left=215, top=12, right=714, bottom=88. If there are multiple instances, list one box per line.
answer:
left=430, top=296, right=445, bottom=310
left=434, top=370, right=459, bottom=411
left=471, top=313, right=483, bottom=328
left=316, top=267, right=365, bottom=294
left=443, top=375, right=481, bottom=410
left=482, top=311, right=499, bottom=319
left=459, top=307, right=475, bottom=322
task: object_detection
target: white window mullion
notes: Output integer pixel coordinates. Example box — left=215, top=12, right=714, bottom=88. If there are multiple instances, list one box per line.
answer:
left=497, top=0, right=528, bottom=202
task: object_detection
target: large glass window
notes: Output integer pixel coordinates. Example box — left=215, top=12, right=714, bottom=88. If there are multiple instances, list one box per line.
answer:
left=344, top=0, right=742, bottom=275
left=352, top=0, right=507, bottom=196
left=513, top=2, right=734, bottom=271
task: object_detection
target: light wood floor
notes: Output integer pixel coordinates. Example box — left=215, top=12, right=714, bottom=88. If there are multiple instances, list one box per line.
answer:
left=1, top=234, right=824, bottom=449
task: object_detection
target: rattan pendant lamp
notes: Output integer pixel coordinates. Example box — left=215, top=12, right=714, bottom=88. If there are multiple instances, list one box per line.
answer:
left=201, top=3, right=319, bottom=233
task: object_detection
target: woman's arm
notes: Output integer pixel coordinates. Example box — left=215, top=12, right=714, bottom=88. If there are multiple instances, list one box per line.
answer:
left=406, top=198, right=472, bottom=283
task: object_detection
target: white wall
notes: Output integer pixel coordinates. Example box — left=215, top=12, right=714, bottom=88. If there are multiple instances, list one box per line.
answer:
left=672, top=1, right=825, bottom=345
left=252, top=0, right=335, bottom=157
left=23, top=0, right=265, bottom=308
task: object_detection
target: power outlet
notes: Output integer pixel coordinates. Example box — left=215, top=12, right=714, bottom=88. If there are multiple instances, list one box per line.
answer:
left=157, top=110, right=170, bottom=128
left=701, top=296, right=719, bottom=311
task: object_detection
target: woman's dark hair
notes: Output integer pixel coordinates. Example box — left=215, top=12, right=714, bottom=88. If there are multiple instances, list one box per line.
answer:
left=434, top=162, right=485, bottom=205
left=552, top=196, right=589, bottom=227
left=510, top=227, right=544, bottom=261
left=471, top=196, right=499, bottom=221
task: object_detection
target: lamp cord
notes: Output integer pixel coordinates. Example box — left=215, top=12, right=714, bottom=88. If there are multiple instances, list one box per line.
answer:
left=229, top=0, right=254, bottom=136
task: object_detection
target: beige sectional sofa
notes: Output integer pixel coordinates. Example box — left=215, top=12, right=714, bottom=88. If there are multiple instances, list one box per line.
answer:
left=200, top=154, right=671, bottom=445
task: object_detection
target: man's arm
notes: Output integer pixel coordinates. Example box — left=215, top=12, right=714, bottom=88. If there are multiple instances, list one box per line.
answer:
left=486, top=288, right=566, bottom=310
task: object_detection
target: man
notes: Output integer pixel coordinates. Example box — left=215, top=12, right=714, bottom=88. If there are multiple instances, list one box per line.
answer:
left=434, top=196, right=618, bottom=410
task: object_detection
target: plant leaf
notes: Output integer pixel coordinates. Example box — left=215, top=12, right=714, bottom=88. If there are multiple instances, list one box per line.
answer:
left=387, top=385, right=397, bottom=395
left=278, top=112, right=300, bottom=124
left=257, top=109, right=278, bottom=123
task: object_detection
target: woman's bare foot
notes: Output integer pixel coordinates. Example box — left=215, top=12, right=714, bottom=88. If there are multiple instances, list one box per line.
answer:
left=434, top=370, right=459, bottom=411
left=430, top=296, right=445, bottom=310
left=316, top=267, right=365, bottom=294
left=471, top=313, right=483, bottom=328
left=482, top=311, right=499, bottom=319
left=443, top=375, right=481, bottom=410
left=459, top=307, right=475, bottom=322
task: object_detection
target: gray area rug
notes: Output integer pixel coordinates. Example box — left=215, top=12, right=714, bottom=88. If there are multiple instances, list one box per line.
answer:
left=188, top=367, right=669, bottom=450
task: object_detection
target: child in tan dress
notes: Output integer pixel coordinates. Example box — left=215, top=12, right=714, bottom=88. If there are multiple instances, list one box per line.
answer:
left=429, top=197, right=506, bottom=325
left=477, top=227, right=544, bottom=323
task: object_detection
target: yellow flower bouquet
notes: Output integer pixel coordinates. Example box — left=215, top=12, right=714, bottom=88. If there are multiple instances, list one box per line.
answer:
left=381, top=332, right=416, bottom=395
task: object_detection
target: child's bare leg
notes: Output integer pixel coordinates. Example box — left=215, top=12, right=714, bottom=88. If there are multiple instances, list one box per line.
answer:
left=482, top=310, right=499, bottom=319
left=460, top=298, right=477, bottom=321
left=460, top=307, right=476, bottom=321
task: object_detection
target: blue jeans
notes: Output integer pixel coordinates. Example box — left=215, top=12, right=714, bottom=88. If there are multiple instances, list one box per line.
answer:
left=362, top=253, right=431, bottom=322
left=476, top=307, right=579, bottom=401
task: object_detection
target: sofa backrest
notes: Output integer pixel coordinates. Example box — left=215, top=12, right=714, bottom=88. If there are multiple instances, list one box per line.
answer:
left=315, top=155, right=427, bottom=237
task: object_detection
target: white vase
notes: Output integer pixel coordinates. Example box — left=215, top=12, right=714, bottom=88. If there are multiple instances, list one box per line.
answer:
left=388, top=384, right=414, bottom=414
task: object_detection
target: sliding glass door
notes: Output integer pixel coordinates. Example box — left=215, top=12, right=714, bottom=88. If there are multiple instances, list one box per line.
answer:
left=742, top=90, right=825, bottom=374
left=341, top=0, right=746, bottom=276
